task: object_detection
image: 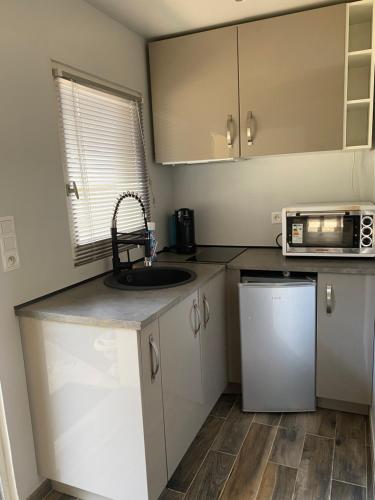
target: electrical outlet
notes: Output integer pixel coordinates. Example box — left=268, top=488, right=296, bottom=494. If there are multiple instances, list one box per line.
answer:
left=271, top=212, right=282, bottom=224
left=0, top=217, right=20, bottom=272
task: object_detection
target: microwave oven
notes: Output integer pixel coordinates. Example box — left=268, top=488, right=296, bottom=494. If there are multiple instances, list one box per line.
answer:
left=282, top=202, right=375, bottom=257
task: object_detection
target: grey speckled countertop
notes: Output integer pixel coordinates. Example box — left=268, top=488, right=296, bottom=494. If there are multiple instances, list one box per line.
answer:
left=227, top=247, right=375, bottom=274
left=16, top=263, right=224, bottom=331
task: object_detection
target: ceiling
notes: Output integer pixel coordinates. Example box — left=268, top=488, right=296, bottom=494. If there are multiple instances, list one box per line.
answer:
left=85, top=0, right=341, bottom=39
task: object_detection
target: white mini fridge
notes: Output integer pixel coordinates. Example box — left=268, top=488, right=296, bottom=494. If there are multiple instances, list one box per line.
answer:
left=239, top=274, right=316, bottom=413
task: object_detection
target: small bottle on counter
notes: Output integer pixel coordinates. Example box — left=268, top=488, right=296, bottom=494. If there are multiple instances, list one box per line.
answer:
left=148, top=222, right=158, bottom=262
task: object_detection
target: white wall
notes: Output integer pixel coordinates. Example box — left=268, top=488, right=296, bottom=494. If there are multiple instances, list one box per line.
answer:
left=0, top=1, right=173, bottom=498
left=171, top=150, right=375, bottom=246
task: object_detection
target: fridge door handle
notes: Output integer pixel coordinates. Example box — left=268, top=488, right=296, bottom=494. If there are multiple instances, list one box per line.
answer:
left=326, top=283, right=333, bottom=314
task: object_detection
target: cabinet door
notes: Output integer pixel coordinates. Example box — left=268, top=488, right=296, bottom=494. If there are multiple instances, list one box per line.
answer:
left=317, top=273, right=375, bottom=405
left=140, top=321, right=167, bottom=500
left=159, top=290, right=205, bottom=477
left=149, top=26, right=239, bottom=164
left=238, top=4, right=346, bottom=157
left=200, top=271, right=227, bottom=412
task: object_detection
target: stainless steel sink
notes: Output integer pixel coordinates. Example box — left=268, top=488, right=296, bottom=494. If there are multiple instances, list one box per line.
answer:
left=104, top=266, right=197, bottom=290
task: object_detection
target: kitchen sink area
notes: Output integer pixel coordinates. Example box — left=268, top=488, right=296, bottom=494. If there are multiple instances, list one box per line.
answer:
left=104, top=266, right=197, bottom=290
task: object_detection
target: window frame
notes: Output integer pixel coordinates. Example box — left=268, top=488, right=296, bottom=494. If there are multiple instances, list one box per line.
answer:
left=52, top=63, right=151, bottom=266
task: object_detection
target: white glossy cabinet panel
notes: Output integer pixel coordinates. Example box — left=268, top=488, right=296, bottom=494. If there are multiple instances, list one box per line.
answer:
left=20, top=318, right=149, bottom=500
left=317, top=273, right=375, bottom=405
left=200, top=271, right=227, bottom=412
left=159, top=290, right=206, bottom=477
left=140, top=321, right=167, bottom=500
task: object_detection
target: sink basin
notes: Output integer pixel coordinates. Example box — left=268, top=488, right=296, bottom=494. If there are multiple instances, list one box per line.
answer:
left=104, top=266, right=197, bottom=290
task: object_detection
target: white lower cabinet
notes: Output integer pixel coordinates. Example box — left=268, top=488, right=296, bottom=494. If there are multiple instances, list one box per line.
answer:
left=317, top=273, right=375, bottom=405
left=159, top=290, right=206, bottom=477
left=20, top=317, right=160, bottom=500
left=159, top=270, right=227, bottom=478
left=19, top=269, right=227, bottom=500
left=200, top=271, right=227, bottom=413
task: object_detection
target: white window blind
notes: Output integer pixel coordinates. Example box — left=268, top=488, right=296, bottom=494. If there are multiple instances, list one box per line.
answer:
left=55, top=75, right=150, bottom=266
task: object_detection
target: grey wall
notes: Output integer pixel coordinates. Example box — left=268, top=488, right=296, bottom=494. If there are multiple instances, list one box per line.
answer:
left=171, top=150, right=375, bottom=247
left=0, top=1, right=173, bottom=497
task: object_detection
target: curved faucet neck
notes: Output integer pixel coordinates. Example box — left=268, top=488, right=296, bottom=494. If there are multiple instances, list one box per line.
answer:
left=112, top=191, right=148, bottom=230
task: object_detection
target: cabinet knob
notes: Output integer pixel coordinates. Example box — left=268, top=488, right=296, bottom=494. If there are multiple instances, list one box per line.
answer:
left=191, top=300, right=201, bottom=337
left=326, top=283, right=333, bottom=314
left=226, top=115, right=234, bottom=148
left=149, top=335, right=160, bottom=381
left=203, top=294, right=210, bottom=328
left=247, top=111, right=254, bottom=146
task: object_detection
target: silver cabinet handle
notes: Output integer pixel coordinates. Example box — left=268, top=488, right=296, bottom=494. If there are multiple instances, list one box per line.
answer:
left=149, top=335, right=160, bottom=381
left=326, top=283, right=333, bottom=314
left=247, top=111, right=254, bottom=146
left=192, top=300, right=201, bottom=337
left=226, top=114, right=233, bottom=148
left=66, top=181, right=79, bottom=199
left=203, top=294, right=210, bottom=328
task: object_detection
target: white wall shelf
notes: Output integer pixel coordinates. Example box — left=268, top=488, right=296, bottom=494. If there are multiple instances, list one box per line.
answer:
left=344, top=0, right=375, bottom=149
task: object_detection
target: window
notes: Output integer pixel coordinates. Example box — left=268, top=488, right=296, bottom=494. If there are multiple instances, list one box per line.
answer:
left=55, top=71, right=150, bottom=266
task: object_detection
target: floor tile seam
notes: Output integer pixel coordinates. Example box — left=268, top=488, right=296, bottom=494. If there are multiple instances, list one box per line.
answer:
left=291, top=429, right=308, bottom=500
left=332, top=478, right=368, bottom=489
left=252, top=423, right=279, bottom=500
left=328, top=413, right=338, bottom=500
left=218, top=413, right=258, bottom=500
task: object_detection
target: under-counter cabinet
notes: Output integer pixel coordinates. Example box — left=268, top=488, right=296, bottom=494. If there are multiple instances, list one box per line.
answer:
left=160, top=271, right=227, bottom=477
left=149, top=27, right=239, bottom=164
left=20, top=317, right=167, bottom=500
left=316, top=273, right=375, bottom=406
left=19, top=268, right=227, bottom=500
left=238, top=4, right=346, bottom=156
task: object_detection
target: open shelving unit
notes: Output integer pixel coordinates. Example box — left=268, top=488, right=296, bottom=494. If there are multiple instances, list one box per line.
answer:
left=344, top=0, right=375, bottom=149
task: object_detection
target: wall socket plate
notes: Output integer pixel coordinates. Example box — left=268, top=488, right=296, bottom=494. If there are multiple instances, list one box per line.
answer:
left=271, top=212, right=282, bottom=224
left=0, top=216, right=20, bottom=272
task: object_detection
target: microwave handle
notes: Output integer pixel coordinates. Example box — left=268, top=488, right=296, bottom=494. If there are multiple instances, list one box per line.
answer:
left=294, top=212, right=347, bottom=217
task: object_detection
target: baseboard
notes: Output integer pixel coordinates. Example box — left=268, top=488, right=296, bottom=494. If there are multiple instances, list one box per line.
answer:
left=26, top=480, right=52, bottom=500
left=317, top=397, right=369, bottom=415
left=51, top=481, right=110, bottom=500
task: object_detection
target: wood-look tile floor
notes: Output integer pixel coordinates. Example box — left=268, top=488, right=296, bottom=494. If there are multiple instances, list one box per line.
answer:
left=160, top=394, right=374, bottom=500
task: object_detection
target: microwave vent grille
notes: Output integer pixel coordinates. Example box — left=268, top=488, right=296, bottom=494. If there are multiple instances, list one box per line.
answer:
left=360, top=216, right=373, bottom=248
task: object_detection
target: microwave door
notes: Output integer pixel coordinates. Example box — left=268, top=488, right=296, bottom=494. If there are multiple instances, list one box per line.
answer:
left=286, top=215, right=360, bottom=250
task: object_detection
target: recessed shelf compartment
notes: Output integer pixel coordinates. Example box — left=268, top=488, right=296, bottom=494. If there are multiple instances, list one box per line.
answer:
left=344, top=0, right=374, bottom=149
left=347, top=52, right=371, bottom=100
left=349, top=1, right=373, bottom=51
left=346, top=102, right=370, bottom=147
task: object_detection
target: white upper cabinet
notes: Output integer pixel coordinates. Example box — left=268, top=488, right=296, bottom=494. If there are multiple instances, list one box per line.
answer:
left=149, top=2, right=373, bottom=163
left=238, top=4, right=346, bottom=157
left=149, top=27, right=239, bottom=164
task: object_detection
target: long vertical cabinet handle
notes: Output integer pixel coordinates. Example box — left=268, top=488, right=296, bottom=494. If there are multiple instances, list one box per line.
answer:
left=149, top=335, right=160, bottom=381
left=326, top=283, right=333, bottom=314
left=247, top=111, right=254, bottom=146
left=203, top=294, right=210, bottom=328
left=192, top=300, right=201, bottom=337
left=226, top=114, right=233, bottom=148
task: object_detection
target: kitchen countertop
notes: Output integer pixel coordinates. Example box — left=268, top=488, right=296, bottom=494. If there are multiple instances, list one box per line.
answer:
left=16, top=263, right=224, bottom=331
left=227, top=247, right=375, bottom=274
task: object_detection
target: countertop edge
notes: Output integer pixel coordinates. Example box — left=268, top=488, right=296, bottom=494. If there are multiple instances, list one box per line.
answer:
left=16, top=265, right=225, bottom=331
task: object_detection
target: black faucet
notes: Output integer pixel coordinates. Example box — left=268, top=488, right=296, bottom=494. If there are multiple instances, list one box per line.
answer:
left=111, top=191, right=152, bottom=275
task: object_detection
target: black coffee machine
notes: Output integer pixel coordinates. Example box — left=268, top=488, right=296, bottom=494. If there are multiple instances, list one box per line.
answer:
left=175, top=208, right=196, bottom=254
